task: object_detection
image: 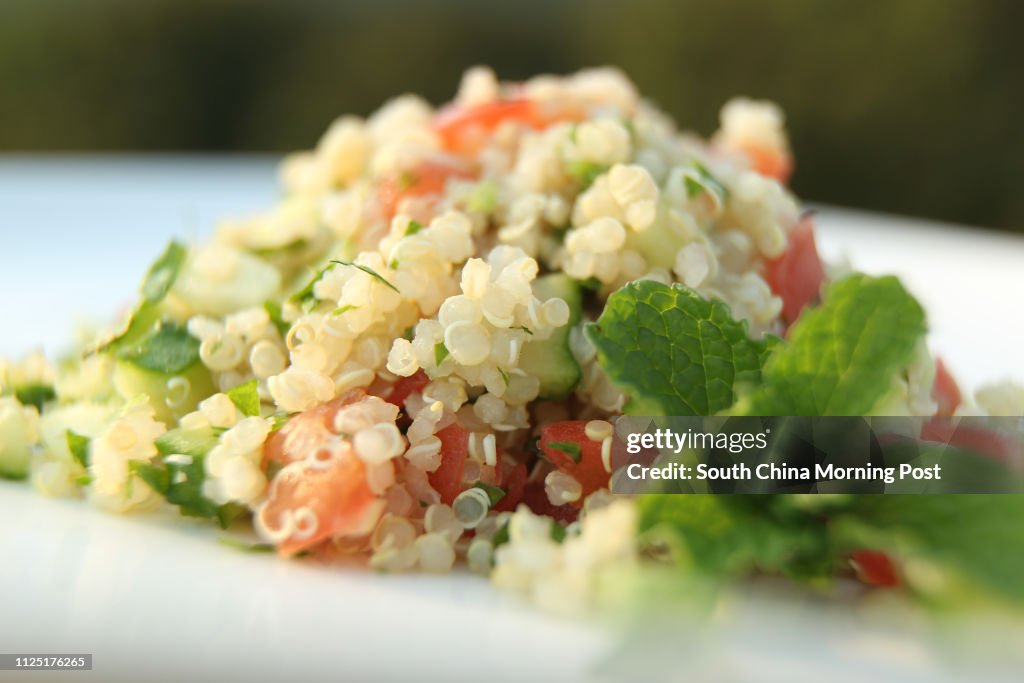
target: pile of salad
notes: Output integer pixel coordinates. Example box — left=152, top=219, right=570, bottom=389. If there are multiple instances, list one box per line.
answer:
left=2, top=67, right=1023, bottom=614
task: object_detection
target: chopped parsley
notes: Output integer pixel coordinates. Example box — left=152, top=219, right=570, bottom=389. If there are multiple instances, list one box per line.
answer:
left=330, top=260, right=400, bottom=293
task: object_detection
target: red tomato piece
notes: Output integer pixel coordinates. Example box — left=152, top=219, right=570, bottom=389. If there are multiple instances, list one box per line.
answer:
left=520, top=482, right=578, bottom=524
left=764, top=215, right=826, bottom=329
left=434, top=98, right=549, bottom=155
left=383, top=369, right=430, bottom=409
left=263, top=391, right=364, bottom=469
left=538, top=420, right=611, bottom=503
left=850, top=549, right=901, bottom=587
left=428, top=423, right=470, bottom=505
left=258, top=444, right=384, bottom=557
left=921, top=418, right=1016, bottom=462
left=741, top=144, right=794, bottom=185
left=492, top=462, right=527, bottom=513
left=376, top=159, right=474, bottom=220
left=931, top=358, right=962, bottom=417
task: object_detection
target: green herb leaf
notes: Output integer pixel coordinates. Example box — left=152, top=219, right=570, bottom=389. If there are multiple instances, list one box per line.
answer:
left=330, top=260, right=400, bottom=293
left=497, top=368, right=510, bottom=386
left=467, top=180, right=498, bottom=213
left=511, top=325, right=534, bottom=335
left=264, top=300, right=291, bottom=337
left=218, top=537, right=275, bottom=553
left=492, top=521, right=510, bottom=548
left=226, top=379, right=260, bottom=418
left=117, top=323, right=201, bottom=375
left=73, top=474, right=93, bottom=486
left=332, top=304, right=358, bottom=316
left=130, top=460, right=170, bottom=495
left=268, top=412, right=290, bottom=432
left=738, top=274, right=926, bottom=415
left=155, top=427, right=219, bottom=458
left=142, top=240, right=188, bottom=303
left=434, top=342, right=450, bottom=366
left=404, top=220, right=424, bottom=236
left=290, top=263, right=338, bottom=311
left=566, top=160, right=608, bottom=189
left=15, top=384, right=55, bottom=412
left=472, top=481, right=507, bottom=506
left=66, top=430, right=90, bottom=468
left=637, top=495, right=836, bottom=580
left=831, top=496, right=1024, bottom=602
left=585, top=280, right=774, bottom=416
left=95, top=241, right=188, bottom=355
left=550, top=520, right=567, bottom=544
left=546, top=441, right=582, bottom=463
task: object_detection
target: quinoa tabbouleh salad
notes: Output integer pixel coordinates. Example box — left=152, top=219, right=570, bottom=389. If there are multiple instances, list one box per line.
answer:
left=3, top=67, right=1023, bottom=613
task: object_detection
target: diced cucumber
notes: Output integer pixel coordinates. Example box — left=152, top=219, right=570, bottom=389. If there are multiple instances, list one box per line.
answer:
left=626, top=201, right=689, bottom=270
left=0, top=398, right=36, bottom=480
left=171, top=244, right=281, bottom=317
left=113, top=360, right=217, bottom=425
left=519, top=274, right=583, bottom=400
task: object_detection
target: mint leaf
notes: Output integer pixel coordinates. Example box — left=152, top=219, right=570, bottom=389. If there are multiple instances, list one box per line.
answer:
left=831, top=496, right=1024, bottom=602
left=142, top=240, right=188, bottom=303
left=637, top=495, right=837, bottom=580
left=15, top=384, right=55, bottom=412
left=226, top=379, right=260, bottom=418
left=117, top=323, right=200, bottom=375
left=585, top=281, right=774, bottom=416
left=66, top=430, right=90, bottom=468
left=739, top=274, right=926, bottom=416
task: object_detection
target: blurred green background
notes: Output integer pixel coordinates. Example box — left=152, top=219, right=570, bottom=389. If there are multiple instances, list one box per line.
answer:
left=2, top=0, right=1022, bottom=232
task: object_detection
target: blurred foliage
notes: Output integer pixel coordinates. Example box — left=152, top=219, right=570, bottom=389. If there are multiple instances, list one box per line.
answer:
left=1, top=0, right=1022, bottom=231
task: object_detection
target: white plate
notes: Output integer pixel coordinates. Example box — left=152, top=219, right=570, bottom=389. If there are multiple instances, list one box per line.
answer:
left=1, top=156, right=1023, bottom=683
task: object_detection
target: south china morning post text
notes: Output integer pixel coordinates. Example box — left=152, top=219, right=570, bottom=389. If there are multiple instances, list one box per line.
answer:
left=610, top=416, right=1024, bottom=494
left=622, top=425, right=939, bottom=486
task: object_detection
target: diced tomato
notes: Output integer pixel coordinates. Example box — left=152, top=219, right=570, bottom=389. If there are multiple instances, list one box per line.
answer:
left=764, top=215, right=826, bottom=329
left=428, top=423, right=470, bottom=505
left=538, top=420, right=611, bottom=503
left=521, top=482, right=578, bottom=524
left=258, top=445, right=384, bottom=557
left=850, top=549, right=901, bottom=587
left=383, top=369, right=430, bottom=410
left=740, top=144, right=794, bottom=185
left=434, top=98, right=571, bottom=155
left=377, top=159, right=474, bottom=220
left=931, top=358, right=962, bottom=417
left=921, top=418, right=1016, bottom=462
left=263, top=391, right=364, bottom=469
left=493, top=462, right=527, bottom=513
